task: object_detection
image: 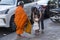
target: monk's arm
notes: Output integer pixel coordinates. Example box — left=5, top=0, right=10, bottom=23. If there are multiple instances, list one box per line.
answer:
left=20, top=15, right=28, bottom=28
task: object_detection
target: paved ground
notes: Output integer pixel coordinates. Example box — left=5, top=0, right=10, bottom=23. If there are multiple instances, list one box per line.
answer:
left=0, top=27, right=13, bottom=38
left=1, top=19, right=60, bottom=40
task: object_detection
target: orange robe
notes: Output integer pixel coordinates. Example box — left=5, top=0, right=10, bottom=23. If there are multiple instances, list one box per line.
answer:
left=14, top=6, right=28, bottom=34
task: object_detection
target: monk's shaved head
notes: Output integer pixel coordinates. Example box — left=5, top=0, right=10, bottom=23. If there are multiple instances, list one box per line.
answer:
left=18, top=1, right=24, bottom=7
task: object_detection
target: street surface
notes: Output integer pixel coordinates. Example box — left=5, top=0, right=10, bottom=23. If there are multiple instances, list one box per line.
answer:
left=0, top=27, right=13, bottom=38
left=0, top=19, right=60, bottom=40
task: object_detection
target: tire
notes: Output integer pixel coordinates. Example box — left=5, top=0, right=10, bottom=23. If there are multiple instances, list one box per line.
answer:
left=50, top=18, right=57, bottom=23
left=50, top=17, right=60, bottom=23
left=10, top=15, right=16, bottom=32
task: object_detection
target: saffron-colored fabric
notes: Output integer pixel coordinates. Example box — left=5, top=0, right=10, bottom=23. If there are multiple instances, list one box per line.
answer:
left=25, top=19, right=32, bottom=34
left=14, top=6, right=28, bottom=34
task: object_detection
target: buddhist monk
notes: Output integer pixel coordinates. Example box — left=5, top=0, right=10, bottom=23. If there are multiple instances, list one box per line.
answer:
left=14, top=1, right=31, bottom=38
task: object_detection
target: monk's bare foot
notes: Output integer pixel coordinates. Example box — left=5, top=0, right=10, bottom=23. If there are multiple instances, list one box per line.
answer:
left=16, top=35, right=21, bottom=38
left=15, top=35, right=22, bottom=40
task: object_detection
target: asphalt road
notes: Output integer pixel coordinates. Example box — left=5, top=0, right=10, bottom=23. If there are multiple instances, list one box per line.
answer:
left=0, top=27, right=13, bottom=38
left=1, top=19, right=60, bottom=40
